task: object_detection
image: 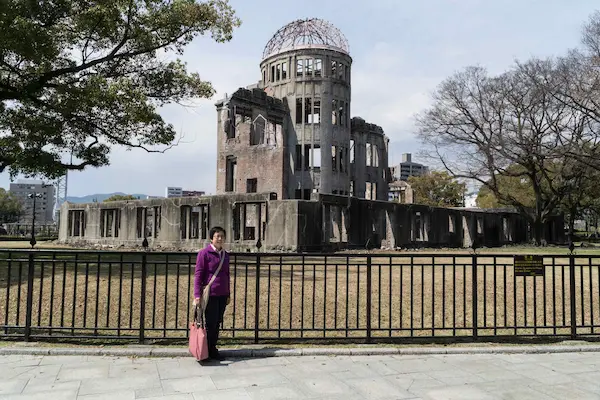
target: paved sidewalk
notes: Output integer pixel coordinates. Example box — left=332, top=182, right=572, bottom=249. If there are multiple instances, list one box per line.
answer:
left=1, top=351, right=600, bottom=399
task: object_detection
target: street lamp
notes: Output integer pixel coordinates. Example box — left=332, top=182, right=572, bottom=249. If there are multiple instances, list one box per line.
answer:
left=27, top=192, right=43, bottom=248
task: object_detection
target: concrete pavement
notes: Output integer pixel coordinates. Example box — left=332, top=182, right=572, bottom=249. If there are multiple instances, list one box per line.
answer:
left=1, top=350, right=600, bottom=399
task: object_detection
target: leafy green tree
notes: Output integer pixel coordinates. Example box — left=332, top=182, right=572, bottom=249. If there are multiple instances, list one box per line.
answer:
left=0, top=188, right=22, bottom=223
left=104, top=194, right=138, bottom=202
left=476, top=167, right=535, bottom=209
left=408, top=171, right=466, bottom=207
left=0, top=0, right=241, bottom=179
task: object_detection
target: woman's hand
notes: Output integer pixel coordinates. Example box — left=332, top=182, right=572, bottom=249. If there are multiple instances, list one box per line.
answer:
left=193, top=297, right=200, bottom=306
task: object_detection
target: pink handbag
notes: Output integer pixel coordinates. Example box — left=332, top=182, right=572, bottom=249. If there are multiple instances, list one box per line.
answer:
left=189, top=305, right=209, bottom=361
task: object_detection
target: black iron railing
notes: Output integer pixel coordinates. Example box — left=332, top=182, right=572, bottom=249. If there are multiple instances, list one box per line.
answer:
left=1, top=250, right=599, bottom=343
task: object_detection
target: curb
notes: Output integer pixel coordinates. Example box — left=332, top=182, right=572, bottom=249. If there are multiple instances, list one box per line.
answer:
left=1, top=344, right=600, bottom=358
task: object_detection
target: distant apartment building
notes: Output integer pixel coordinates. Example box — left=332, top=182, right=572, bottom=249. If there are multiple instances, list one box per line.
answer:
left=390, top=153, right=429, bottom=182
left=9, top=180, right=56, bottom=224
left=165, top=187, right=206, bottom=198
left=182, top=190, right=206, bottom=197
left=165, top=187, right=183, bottom=198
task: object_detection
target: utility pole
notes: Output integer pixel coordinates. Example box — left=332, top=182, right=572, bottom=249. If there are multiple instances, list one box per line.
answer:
left=27, top=193, right=42, bottom=248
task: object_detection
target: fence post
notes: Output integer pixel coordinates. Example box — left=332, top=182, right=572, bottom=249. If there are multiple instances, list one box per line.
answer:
left=139, top=253, right=147, bottom=344
left=24, top=253, right=35, bottom=342
left=254, top=255, right=261, bottom=344
left=472, top=253, right=478, bottom=340
left=366, top=255, right=372, bottom=344
left=569, top=252, right=577, bottom=340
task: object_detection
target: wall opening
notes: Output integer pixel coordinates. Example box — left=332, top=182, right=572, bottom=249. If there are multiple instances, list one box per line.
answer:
left=247, top=178, right=258, bottom=193
left=315, top=59, right=322, bottom=77
left=250, top=115, right=266, bottom=145
left=331, top=99, right=337, bottom=125
left=306, top=59, right=313, bottom=76
left=68, top=210, right=86, bottom=237
left=297, top=59, right=304, bottom=77
left=100, top=209, right=120, bottom=238
left=331, top=146, right=337, bottom=171
left=449, top=215, right=456, bottom=233
left=181, top=204, right=209, bottom=240
left=308, top=100, right=320, bottom=124
left=225, top=156, right=237, bottom=192
left=296, top=98, right=302, bottom=124
left=310, top=147, right=321, bottom=168
left=303, top=98, right=312, bottom=124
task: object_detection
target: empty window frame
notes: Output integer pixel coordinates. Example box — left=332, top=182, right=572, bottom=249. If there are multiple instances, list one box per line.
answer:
left=225, top=156, right=237, bottom=192
left=314, top=59, right=322, bottom=77
left=296, top=98, right=303, bottom=123
left=247, top=178, right=258, bottom=193
left=271, top=65, right=275, bottom=82
left=338, top=63, right=344, bottom=80
left=332, top=99, right=338, bottom=125
left=339, top=101, right=345, bottom=126
left=137, top=206, right=161, bottom=238
left=449, top=215, right=456, bottom=233
left=310, top=146, right=321, bottom=168
left=225, top=108, right=235, bottom=139
left=181, top=205, right=209, bottom=240
left=297, top=59, right=304, bottom=77
left=372, top=144, right=379, bottom=167
left=276, top=64, right=281, bottom=81
left=250, top=116, right=266, bottom=145
left=306, top=59, right=313, bottom=76
left=282, top=62, right=288, bottom=79
left=308, top=100, right=320, bottom=124
left=100, top=209, right=120, bottom=238
left=68, top=210, right=86, bottom=237
left=350, top=140, right=355, bottom=163
left=332, top=146, right=338, bottom=171
left=331, top=60, right=337, bottom=77
left=366, top=143, right=372, bottom=166
left=303, top=98, right=312, bottom=124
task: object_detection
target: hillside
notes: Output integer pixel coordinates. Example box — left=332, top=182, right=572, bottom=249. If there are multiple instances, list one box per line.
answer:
left=66, top=192, right=149, bottom=203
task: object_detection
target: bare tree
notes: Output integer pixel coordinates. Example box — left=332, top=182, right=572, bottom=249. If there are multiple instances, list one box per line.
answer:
left=416, top=62, right=592, bottom=244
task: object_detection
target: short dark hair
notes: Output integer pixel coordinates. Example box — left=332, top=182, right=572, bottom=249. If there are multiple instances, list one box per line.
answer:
left=209, top=226, right=226, bottom=239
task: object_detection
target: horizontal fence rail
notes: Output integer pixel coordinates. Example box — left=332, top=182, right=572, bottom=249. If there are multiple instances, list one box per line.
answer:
left=0, top=250, right=599, bottom=343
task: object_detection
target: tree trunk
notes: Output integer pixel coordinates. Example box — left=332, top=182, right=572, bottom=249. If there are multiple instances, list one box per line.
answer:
left=568, top=212, right=576, bottom=244
left=532, top=219, right=543, bottom=246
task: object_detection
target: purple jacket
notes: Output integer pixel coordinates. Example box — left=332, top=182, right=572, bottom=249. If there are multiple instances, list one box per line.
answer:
left=194, top=244, right=231, bottom=298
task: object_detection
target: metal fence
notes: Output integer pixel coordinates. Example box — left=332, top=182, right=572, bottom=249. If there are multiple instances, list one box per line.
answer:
left=1, top=250, right=599, bottom=344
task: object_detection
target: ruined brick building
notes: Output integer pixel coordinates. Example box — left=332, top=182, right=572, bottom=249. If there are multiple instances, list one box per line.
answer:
left=216, top=19, right=389, bottom=201
left=58, top=18, right=565, bottom=251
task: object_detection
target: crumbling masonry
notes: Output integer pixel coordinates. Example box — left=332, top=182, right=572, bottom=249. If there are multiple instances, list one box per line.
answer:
left=58, top=18, right=565, bottom=251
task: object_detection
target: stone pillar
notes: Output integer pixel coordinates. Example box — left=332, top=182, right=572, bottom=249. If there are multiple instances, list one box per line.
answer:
left=320, top=81, right=333, bottom=194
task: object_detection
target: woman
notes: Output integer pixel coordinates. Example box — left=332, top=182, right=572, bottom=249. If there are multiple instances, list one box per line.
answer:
left=194, top=226, right=230, bottom=360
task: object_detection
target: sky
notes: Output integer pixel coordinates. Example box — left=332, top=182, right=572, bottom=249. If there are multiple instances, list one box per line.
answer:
left=1, top=0, right=599, bottom=197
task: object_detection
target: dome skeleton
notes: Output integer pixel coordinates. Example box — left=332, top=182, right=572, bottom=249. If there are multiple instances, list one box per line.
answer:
left=262, top=18, right=350, bottom=60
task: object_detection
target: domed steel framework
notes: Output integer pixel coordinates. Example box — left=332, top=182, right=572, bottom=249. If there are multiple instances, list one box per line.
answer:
left=262, top=18, right=350, bottom=60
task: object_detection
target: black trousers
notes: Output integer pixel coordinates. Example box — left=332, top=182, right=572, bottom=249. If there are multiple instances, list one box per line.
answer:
left=204, top=295, right=228, bottom=353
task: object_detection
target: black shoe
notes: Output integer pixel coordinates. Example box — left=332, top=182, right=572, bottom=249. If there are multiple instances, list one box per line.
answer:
left=209, top=349, right=224, bottom=360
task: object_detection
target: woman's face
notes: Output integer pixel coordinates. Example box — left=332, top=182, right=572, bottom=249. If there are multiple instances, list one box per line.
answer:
left=211, top=231, right=225, bottom=249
